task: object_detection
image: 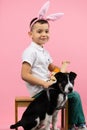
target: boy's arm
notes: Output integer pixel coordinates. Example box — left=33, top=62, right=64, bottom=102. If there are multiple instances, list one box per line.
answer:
left=49, top=61, right=70, bottom=73
left=21, top=62, right=55, bottom=88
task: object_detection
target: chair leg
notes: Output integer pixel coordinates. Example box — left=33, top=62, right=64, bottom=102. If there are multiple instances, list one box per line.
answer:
left=61, top=108, right=65, bottom=129
left=15, top=100, right=18, bottom=130
left=65, top=101, right=68, bottom=130
left=61, top=101, right=68, bottom=130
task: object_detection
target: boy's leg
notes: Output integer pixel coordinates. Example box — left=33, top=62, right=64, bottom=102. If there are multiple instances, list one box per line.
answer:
left=68, top=91, right=86, bottom=128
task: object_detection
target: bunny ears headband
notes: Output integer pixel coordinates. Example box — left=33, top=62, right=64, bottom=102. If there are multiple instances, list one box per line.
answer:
left=30, top=0, right=64, bottom=29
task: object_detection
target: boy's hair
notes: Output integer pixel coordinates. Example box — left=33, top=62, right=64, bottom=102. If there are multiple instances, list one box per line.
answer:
left=30, top=17, right=49, bottom=30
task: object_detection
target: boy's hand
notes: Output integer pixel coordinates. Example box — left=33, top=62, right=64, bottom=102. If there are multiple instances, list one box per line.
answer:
left=43, top=80, right=56, bottom=88
left=60, top=61, right=70, bottom=72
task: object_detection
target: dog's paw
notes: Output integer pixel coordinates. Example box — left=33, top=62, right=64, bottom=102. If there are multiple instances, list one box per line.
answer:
left=54, top=129, right=60, bottom=130
left=37, top=128, right=45, bottom=130
left=51, top=128, right=60, bottom=130
left=39, top=128, right=48, bottom=130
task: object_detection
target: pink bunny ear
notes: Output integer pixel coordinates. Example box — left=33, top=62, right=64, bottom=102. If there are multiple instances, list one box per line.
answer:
left=38, top=1, right=50, bottom=19
left=46, top=13, right=64, bottom=21
left=30, top=1, right=64, bottom=29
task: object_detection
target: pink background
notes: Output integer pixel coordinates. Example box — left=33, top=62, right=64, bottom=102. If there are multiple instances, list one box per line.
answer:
left=0, top=0, right=87, bottom=129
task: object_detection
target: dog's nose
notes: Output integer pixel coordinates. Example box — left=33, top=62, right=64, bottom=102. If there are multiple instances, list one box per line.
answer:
left=68, top=87, right=73, bottom=92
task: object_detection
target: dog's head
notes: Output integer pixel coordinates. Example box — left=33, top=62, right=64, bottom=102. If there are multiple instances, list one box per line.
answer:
left=54, top=72, right=77, bottom=94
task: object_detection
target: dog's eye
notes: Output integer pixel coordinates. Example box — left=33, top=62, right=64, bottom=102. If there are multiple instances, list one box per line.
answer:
left=62, top=81, right=67, bottom=84
left=70, top=80, right=74, bottom=84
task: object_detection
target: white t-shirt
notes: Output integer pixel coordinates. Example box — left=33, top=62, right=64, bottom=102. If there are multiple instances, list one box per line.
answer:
left=22, top=42, right=53, bottom=97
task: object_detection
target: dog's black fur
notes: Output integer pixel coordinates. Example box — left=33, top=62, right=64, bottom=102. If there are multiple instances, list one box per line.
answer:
left=10, top=72, right=77, bottom=130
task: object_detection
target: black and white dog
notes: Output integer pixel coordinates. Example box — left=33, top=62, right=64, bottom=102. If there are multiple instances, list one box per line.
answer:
left=10, top=72, right=77, bottom=130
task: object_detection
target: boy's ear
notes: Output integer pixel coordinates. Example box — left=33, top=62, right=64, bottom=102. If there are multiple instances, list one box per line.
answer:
left=28, top=31, right=32, bottom=37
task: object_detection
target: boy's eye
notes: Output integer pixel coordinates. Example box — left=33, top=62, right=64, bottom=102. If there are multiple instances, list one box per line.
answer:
left=37, top=30, right=42, bottom=33
left=37, top=30, right=49, bottom=34
left=46, top=30, right=49, bottom=33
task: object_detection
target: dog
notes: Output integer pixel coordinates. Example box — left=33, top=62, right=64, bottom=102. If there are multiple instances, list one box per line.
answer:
left=10, top=71, right=77, bottom=130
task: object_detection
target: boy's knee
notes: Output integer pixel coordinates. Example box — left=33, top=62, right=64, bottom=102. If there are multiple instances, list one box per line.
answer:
left=68, top=91, right=81, bottom=102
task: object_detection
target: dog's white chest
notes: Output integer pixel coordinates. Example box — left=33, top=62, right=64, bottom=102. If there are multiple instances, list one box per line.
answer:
left=57, top=94, right=67, bottom=108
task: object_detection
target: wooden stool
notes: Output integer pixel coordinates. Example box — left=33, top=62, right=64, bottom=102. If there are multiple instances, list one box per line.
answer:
left=15, top=96, right=68, bottom=130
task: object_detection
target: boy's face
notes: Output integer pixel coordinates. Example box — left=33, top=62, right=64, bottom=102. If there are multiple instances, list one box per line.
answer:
left=29, top=22, right=50, bottom=46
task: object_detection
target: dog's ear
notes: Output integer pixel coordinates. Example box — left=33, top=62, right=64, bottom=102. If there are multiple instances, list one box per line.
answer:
left=69, top=72, right=77, bottom=80
left=54, top=72, right=64, bottom=81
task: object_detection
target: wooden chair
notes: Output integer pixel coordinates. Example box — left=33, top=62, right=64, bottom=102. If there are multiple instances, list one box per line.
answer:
left=15, top=96, right=68, bottom=130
